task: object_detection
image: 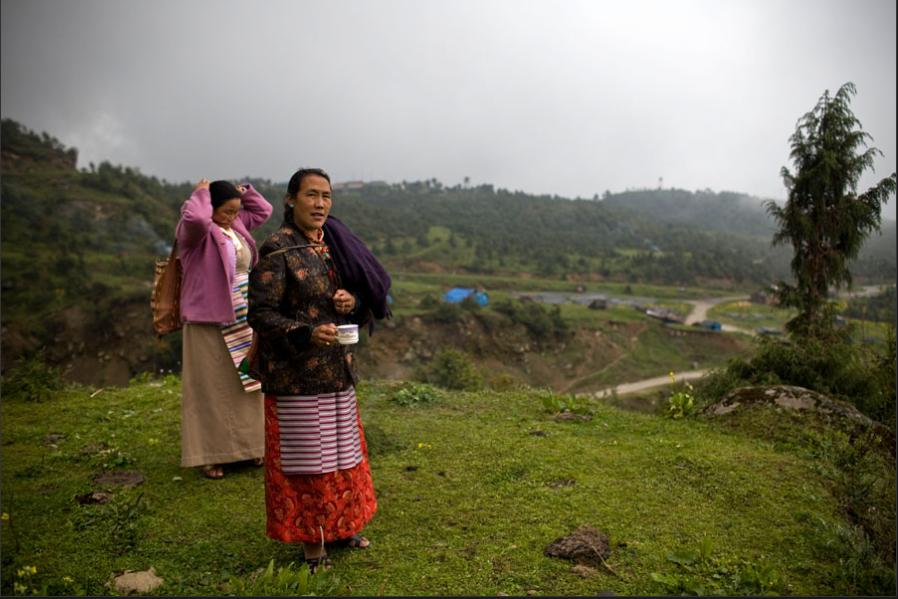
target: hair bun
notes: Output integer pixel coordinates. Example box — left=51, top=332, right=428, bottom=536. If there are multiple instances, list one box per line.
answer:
left=209, top=180, right=242, bottom=208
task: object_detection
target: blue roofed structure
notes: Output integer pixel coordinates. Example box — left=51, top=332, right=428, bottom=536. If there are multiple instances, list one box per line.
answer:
left=443, top=287, right=489, bottom=306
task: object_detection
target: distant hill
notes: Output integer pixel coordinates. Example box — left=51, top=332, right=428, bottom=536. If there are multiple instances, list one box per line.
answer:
left=1, top=118, right=894, bottom=379
left=595, top=186, right=895, bottom=281
left=313, top=182, right=793, bottom=284
left=600, top=187, right=776, bottom=238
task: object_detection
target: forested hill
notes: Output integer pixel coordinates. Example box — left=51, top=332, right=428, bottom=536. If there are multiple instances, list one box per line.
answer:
left=1, top=119, right=895, bottom=374
left=600, top=188, right=776, bottom=238
left=318, top=182, right=788, bottom=283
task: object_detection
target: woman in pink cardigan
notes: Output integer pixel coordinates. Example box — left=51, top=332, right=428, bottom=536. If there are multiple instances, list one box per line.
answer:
left=177, top=178, right=273, bottom=479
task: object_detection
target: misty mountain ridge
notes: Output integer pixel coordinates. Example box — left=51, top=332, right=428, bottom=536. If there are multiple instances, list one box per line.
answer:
left=600, top=187, right=777, bottom=238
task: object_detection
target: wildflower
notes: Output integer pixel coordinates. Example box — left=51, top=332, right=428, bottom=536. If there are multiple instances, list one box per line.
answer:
left=62, top=576, right=74, bottom=584
left=17, top=569, right=25, bottom=577
left=1, top=512, right=9, bottom=521
left=147, top=438, right=160, bottom=446
left=13, top=583, right=27, bottom=593
left=26, top=566, right=37, bottom=575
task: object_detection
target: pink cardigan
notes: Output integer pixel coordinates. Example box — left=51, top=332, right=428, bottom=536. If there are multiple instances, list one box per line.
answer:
left=176, top=184, right=273, bottom=324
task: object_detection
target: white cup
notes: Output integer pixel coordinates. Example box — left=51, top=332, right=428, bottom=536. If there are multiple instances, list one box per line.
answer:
left=336, top=324, right=359, bottom=345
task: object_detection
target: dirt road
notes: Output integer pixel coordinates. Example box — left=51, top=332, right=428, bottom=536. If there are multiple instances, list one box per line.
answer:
left=572, top=296, right=748, bottom=399
left=683, top=295, right=749, bottom=325
left=684, top=295, right=755, bottom=336
left=584, top=369, right=710, bottom=399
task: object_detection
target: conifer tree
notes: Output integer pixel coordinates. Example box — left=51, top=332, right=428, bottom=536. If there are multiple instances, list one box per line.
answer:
left=767, top=82, right=897, bottom=337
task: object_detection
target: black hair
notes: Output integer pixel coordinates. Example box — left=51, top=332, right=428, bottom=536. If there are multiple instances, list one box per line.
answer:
left=285, top=168, right=331, bottom=200
left=209, top=180, right=242, bottom=209
left=283, top=168, right=332, bottom=223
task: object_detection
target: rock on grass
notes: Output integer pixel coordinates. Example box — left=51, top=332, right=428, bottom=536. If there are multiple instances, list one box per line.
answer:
left=112, top=567, right=163, bottom=594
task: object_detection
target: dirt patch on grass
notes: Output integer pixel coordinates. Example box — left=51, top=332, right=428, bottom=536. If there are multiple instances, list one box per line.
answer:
left=76, top=490, right=113, bottom=504
left=554, top=412, right=593, bottom=422
left=545, top=525, right=611, bottom=568
left=93, top=470, right=145, bottom=487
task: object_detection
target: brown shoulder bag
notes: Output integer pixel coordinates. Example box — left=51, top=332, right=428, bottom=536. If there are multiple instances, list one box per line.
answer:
left=151, top=240, right=182, bottom=336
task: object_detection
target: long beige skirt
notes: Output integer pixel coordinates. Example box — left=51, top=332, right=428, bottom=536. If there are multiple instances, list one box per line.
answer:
left=181, top=323, right=264, bottom=467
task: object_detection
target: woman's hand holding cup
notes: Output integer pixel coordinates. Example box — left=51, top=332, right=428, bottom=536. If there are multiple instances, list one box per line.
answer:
left=311, top=323, right=338, bottom=346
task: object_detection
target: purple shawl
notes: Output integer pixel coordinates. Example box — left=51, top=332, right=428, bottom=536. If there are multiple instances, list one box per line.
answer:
left=323, top=215, right=392, bottom=331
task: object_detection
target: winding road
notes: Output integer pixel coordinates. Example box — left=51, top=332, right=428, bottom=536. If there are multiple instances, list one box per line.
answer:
left=574, top=284, right=891, bottom=399
left=683, top=295, right=755, bottom=335
left=579, top=294, right=748, bottom=399
left=585, top=369, right=710, bottom=399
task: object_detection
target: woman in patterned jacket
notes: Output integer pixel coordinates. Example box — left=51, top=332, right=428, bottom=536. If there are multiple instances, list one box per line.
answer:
left=247, top=168, right=390, bottom=571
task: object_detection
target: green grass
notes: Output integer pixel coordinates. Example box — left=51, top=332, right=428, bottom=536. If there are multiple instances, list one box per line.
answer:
left=709, top=300, right=796, bottom=331
left=843, top=318, right=894, bottom=345
left=3, top=376, right=889, bottom=596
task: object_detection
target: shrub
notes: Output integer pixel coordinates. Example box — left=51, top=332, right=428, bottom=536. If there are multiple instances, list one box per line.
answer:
left=810, top=429, right=897, bottom=595
left=419, top=294, right=439, bottom=308
left=493, top=300, right=570, bottom=345
left=0, top=350, right=64, bottom=402
left=390, top=382, right=441, bottom=407
left=431, top=301, right=464, bottom=323
left=419, top=349, right=483, bottom=391
left=460, top=295, right=482, bottom=313
left=488, top=371, right=520, bottom=391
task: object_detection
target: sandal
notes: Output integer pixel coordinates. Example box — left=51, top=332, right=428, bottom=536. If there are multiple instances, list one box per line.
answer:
left=304, top=555, right=333, bottom=574
left=332, top=534, right=370, bottom=549
left=201, top=465, right=224, bottom=479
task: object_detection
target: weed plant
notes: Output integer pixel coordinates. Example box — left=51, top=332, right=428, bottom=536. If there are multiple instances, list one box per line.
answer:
left=226, top=559, right=338, bottom=596
left=665, top=373, right=696, bottom=419
left=390, top=382, right=442, bottom=407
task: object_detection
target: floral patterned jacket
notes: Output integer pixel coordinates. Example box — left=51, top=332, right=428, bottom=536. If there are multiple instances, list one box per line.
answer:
left=247, top=220, right=365, bottom=396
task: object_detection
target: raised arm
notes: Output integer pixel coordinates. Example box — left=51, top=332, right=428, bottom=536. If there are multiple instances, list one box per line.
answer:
left=237, top=184, right=273, bottom=231
left=177, top=179, right=214, bottom=248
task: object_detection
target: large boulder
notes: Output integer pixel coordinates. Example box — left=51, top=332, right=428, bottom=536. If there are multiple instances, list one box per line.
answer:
left=703, top=385, right=894, bottom=450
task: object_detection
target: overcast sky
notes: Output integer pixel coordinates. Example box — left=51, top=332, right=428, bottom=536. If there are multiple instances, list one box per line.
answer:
left=2, top=0, right=896, bottom=218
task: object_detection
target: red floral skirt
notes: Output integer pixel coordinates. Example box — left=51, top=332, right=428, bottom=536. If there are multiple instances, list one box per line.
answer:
left=264, top=393, right=377, bottom=544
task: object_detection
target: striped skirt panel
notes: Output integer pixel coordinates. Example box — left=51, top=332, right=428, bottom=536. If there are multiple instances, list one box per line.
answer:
left=275, top=387, right=363, bottom=475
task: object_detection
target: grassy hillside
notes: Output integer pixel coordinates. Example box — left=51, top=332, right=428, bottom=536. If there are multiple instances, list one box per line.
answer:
left=2, top=377, right=894, bottom=596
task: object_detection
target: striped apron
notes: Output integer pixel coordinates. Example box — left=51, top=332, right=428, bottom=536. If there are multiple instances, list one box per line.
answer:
left=275, top=387, right=364, bottom=475
left=221, top=270, right=262, bottom=393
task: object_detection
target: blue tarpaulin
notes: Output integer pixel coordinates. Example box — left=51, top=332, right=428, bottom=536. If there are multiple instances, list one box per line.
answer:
left=443, top=287, right=488, bottom=306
